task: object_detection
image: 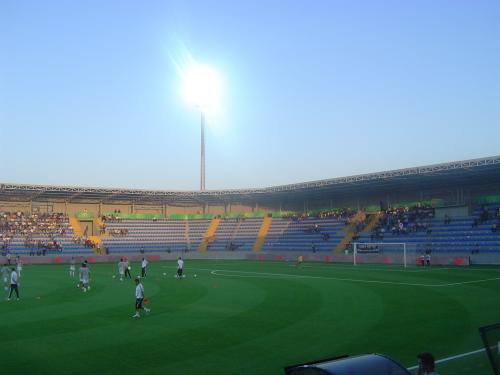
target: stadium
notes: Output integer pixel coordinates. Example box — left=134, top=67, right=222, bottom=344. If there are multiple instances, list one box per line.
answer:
left=1, top=156, right=500, bottom=374
left=2, top=1, right=500, bottom=374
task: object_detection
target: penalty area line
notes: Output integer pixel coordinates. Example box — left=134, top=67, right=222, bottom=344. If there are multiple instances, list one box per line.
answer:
left=209, top=269, right=500, bottom=287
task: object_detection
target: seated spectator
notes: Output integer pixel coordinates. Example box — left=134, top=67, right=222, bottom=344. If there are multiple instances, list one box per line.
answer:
left=480, top=206, right=490, bottom=223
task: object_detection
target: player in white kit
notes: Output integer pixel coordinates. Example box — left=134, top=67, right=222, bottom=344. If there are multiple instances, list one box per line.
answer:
left=8, top=268, right=19, bottom=301
left=1, top=264, right=10, bottom=294
left=176, top=257, right=184, bottom=279
left=69, top=257, right=76, bottom=277
left=118, top=258, right=126, bottom=281
left=141, top=258, right=148, bottom=278
left=132, top=277, right=150, bottom=318
left=15, top=256, right=22, bottom=278
left=78, top=263, right=90, bottom=292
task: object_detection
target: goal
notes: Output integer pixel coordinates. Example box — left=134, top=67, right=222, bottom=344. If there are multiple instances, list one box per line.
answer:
left=351, top=242, right=417, bottom=268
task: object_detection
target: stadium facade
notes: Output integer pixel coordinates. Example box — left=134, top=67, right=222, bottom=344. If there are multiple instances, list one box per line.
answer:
left=1, top=155, right=499, bottom=216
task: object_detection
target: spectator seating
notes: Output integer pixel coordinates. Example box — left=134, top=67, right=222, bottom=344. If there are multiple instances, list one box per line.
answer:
left=1, top=216, right=92, bottom=256
left=358, top=204, right=500, bottom=254
left=3, top=205, right=500, bottom=256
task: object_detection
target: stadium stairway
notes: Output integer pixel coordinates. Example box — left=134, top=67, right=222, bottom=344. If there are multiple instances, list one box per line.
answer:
left=199, top=217, right=220, bottom=252
left=362, top=212, right=383, bottom=233
left=185, top=219, right=191, bottom=250
left=252, top=216, right=272, bottom=252
left=335, top=211, right=366, bottom=252
left=94, top=217, right=109, bottom=237
left=88, top=235, right=103, bottom=254
left=69, top=217, right=83, bottom=237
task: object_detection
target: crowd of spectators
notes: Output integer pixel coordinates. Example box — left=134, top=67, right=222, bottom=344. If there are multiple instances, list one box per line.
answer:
left=109, top=228, right=129, bottom=237
left=84, top=239, right=97, bottom=248
left=101, top=210, right=123, bottom=222
left=282, top=208, right=356, bottom=222
left=472, top=205, right=500, bottom=228
left=313, top=209, right=355, bottom=220
left=1, top=211, right=67, bottom=254
left=479, top=205, right=500, bottom=223
left=372, top=205, right=435, bottom=240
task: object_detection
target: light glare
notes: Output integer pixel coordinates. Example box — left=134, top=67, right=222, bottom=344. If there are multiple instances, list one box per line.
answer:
left=181, top=63, right=223, bottom=114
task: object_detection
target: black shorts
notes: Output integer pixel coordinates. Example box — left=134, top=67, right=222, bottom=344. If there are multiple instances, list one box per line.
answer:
left=177, top=268, right=183, bottom=276
left=135, top=298, right=143, bottom=309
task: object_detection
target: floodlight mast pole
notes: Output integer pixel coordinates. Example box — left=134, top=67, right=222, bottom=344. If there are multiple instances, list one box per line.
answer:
left=200, top=111, right=206, bottom=191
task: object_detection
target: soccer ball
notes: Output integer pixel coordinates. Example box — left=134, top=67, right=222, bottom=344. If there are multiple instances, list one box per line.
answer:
left=112, top=275, right=116, bottom=279
left=163, top=272, right=166, bottom=276
left=194, top=274, right=197, bottom=278
left=83, top=288, right=87, bottom=292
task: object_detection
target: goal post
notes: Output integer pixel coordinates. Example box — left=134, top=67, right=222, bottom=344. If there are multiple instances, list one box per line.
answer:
left=352, top=242, right=415, bottom=268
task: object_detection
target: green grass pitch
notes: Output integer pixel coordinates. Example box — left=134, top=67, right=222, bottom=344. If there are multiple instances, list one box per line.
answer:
left=1, top=259, right=499, bottom=374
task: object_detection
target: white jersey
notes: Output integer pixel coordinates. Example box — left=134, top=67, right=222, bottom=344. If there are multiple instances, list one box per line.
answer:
left=10, top=270, right=18, bottom=285
left=118, top=261, right=126, bottom=274
left=135, top=283, right=144, bottom=299
left=141, top=259, right=148, bottom=268
left=16, top=261, right=22, bottom=270
left=79, top=267, right=90, bottom=282
left=2, top=267, right=10, bottom=282
left=69, top=260, right=76, bottom=270
left=177, top=259, right=184, bottom=270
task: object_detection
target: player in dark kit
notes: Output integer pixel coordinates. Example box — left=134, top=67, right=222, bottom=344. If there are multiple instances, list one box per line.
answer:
left=124, top=259, right=132, bottom=279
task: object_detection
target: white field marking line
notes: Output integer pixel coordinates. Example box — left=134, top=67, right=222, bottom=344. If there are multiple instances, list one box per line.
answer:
left=271, top=262, right=500, bottom=273
left=165, top=262, right=500, bottom=274
left=286, top=264, right=452, bottom=273
left=406, top=347, right=487, bottom=371
left=209, top=269, right=500, bottom=287
left=162, top=262, right=443, bottom=273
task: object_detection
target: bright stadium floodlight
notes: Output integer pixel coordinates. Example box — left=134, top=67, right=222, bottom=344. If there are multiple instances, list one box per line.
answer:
left=180, top=62, right=223, bottom=191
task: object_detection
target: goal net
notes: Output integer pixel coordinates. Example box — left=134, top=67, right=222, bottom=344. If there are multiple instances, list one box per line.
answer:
left=351, top=242, right=418, bottom=268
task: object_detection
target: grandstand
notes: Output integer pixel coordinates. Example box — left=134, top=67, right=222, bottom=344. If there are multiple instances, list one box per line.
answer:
left=1, top=155, right=499, bottom=263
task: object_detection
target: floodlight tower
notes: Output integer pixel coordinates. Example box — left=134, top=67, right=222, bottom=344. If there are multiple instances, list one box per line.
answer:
left=181, top=63, right=222, bottom=192
left=200, top=111, right=206, bottom=191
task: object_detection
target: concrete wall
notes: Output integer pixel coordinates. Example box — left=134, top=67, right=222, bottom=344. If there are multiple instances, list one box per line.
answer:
left=0, top=201, right=31, bottom=213
left=207, top=204, right=225, bottom=215
left=0, top=251, right=479, bottom=265
left=101, top=204, right=133, bottom=214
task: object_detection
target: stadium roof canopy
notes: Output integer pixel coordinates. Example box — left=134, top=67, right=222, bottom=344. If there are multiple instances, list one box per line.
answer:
left=1, top=155, right=499, bottom=206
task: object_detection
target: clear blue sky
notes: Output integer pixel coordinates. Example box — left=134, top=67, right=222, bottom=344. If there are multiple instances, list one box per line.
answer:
left=1, top=0, right=499, bottom=190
